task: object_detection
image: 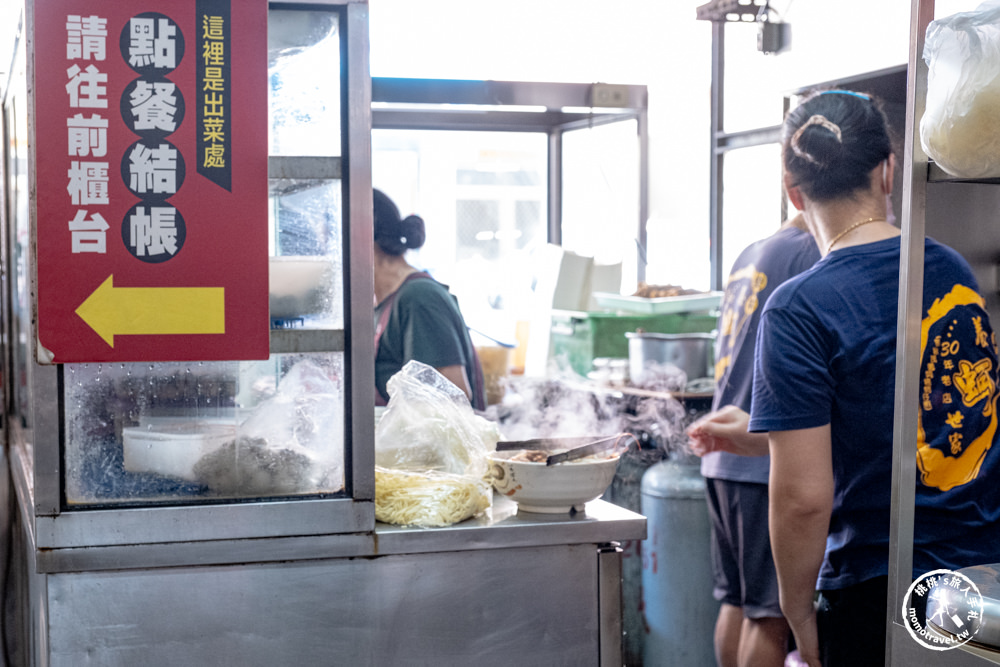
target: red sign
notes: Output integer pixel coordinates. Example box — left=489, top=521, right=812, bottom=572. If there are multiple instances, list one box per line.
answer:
left=32, top=0, right=269, bottom=362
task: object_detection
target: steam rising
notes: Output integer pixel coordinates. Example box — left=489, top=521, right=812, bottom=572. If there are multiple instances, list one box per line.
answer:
left=489, top=366, right=701, bottom=460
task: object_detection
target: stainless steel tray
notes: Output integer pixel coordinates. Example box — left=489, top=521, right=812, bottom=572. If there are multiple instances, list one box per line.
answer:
left=592, top=291, right=723, bottom=315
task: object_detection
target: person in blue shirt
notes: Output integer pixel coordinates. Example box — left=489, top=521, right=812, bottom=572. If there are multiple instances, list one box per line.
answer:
left=688, top=214, right=819, bottom=667
left=747, top=90, right=1000, bottom=666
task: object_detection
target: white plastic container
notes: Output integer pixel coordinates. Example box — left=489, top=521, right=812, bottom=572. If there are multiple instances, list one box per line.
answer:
left=123, top=420, right=238, bottom=481
left=268, top=256, right=335, bottom=319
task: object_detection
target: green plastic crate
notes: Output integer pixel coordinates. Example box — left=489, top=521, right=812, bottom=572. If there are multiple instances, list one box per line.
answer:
left=548, top=310, right=718, bottom=376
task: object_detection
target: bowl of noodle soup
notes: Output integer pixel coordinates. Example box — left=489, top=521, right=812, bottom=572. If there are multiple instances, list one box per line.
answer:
left=487, top=449, right=620, bottom=514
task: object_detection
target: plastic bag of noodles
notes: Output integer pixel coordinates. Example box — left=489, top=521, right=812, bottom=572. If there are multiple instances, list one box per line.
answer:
left=374, top=361, right=499, bottom=526
left=921, top=0, right=1000, bottom=178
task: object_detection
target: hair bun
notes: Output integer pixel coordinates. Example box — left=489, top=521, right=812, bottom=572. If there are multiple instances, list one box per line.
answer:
left=791, top=115, right=844, bottom=167
left=373, top=189, right=428, bottom=255
left=401, top=214, right=426, bottom=250
left=782, top=90, right=891, bottom=201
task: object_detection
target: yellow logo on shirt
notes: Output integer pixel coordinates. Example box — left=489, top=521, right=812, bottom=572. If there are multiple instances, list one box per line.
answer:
left=714, top=265, right=767, bottom=382
left=917, top=284, right=999, bottom=491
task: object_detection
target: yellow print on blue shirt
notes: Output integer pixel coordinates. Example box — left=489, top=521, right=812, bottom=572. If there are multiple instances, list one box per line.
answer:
left=714, top=265, right=767, bottom=382
left=917, top=284, right=1000, bottom=491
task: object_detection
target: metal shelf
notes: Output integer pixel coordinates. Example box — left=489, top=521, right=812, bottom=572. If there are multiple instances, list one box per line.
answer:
left=269, top=327, right=345, bottom=354
left=268, top=155, right=342, bottom=180
left=927, top=161, right=1000, bottom=185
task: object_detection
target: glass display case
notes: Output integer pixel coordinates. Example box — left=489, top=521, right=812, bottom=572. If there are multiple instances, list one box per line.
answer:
left=4, top=0, right=374, bottom=534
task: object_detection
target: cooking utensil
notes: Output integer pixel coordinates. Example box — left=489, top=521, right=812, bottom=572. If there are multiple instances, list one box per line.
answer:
left=495, top=433, right=633, bottom=466
left=496, top=435, right=603, bottom=452
left=545, top=434, right=634, bottom=466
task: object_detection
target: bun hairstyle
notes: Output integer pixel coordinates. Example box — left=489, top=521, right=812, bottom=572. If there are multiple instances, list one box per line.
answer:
left=782, top=89, right=892, bottom=202
left=373, top=189, right=426, bottom=256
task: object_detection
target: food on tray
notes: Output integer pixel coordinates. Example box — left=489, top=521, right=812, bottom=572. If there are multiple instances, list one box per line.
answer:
left=375, top=467, right=491, bottom=527
left=631, top=282, right=704, bottom=298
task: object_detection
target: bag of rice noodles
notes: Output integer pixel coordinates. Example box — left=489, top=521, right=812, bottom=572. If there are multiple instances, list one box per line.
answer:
left=374, top=361, right=499, bottom=527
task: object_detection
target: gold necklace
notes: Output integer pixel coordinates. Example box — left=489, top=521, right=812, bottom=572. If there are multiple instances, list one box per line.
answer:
left=826, top=217, right=885, bottom=254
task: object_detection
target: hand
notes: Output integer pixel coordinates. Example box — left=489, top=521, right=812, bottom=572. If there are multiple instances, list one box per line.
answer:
left=785, top=606, right=821, bottom=667
left=685, top=405, right=769, bottom=457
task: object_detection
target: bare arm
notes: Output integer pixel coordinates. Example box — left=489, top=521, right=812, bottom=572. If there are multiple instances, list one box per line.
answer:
left=435, top=364, right=474, bottom=403
left=768, top=425, right=834, bottom=667
left=686, top=405, right=770, bottom=457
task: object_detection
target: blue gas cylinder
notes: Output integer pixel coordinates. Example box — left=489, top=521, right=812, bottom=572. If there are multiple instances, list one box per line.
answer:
left=640, top=458, right=718, bottom=666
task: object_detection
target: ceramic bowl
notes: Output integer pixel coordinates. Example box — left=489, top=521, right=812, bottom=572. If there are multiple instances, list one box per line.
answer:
left=487, top=450, right=620, bottom=513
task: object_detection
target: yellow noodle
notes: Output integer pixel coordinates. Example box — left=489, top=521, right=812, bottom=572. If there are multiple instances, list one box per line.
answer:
left=374, top=467, right=491, bottom=527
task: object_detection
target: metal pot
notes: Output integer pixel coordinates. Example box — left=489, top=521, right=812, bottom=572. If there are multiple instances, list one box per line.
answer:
left=625, top=331, right=714, bottom=383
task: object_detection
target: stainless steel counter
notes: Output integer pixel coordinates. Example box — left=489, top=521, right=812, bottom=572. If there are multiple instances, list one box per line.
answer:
left=9, top=442, right=646, bottom=667
left=374, top=494, right=647, bottom=555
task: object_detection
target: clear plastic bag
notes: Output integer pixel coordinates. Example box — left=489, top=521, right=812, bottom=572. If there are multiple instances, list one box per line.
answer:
left=374, top=360, right=500, bottom=526
left=193, top=360, right=344, bottom=495
left=375, top=360, right=498, bottom=476
left=921, top=0, right=1000, bottom=178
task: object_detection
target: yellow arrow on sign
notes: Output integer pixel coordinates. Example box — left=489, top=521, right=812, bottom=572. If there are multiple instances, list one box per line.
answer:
left=75, top=275, right=225, bottom=347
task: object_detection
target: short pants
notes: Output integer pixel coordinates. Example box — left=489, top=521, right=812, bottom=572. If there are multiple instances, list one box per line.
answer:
left=705, top=477, right=782, bottom=618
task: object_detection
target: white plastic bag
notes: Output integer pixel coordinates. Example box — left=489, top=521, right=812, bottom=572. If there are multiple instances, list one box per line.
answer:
left=921, top=0, right=1000, bottom=178
left=374, top=360, right=500, bottom=526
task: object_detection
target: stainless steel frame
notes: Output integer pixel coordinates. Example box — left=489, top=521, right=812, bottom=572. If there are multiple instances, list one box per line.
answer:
left=708, top=20, right=724, bottom=292
left=341, top=0, right=376, bottom=504
left=370, top=77, right=651, bottom=281
left=887, top=0, right=930, bottom=657
left=888, top=0, right=1000, bottom=663
left=706, top=20, right=785, bottom=291
left=6, top=0, right=381, bottom=559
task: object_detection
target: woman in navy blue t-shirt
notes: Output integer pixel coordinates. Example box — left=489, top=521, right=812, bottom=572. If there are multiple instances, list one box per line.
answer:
left=749, top=90, right=1000, bottom=666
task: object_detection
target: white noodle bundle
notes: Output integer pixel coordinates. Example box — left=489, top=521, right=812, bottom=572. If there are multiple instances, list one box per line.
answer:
left=374, top=467, right=491, bottom=527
